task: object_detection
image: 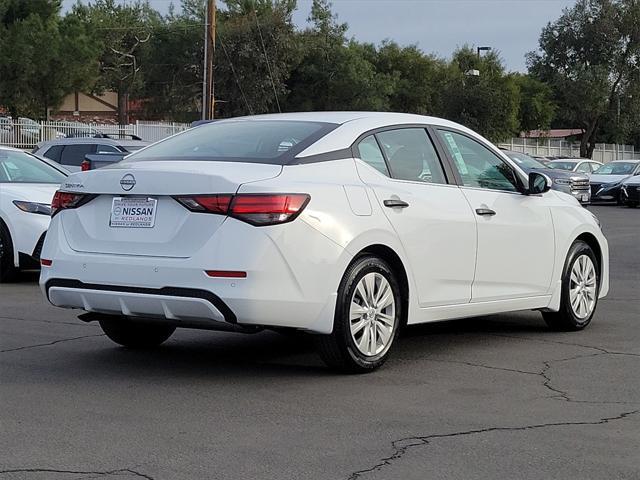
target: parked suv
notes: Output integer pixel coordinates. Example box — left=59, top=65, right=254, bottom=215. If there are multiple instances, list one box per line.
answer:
left=502, top=150, right=591, bottom=204
left=33, top=135, right=148, bottom=172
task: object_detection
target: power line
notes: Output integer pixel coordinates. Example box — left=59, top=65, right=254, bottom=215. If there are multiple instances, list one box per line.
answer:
left=254, top=10, right=281, bottom=113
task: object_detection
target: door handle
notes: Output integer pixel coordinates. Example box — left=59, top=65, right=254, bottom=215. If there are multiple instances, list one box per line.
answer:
left=475, top=208, right=496, bottom=216
left=384, top=199, right=409, bottom=208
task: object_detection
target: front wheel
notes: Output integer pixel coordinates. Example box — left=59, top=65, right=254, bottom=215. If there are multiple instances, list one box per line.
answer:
left=316, top=255, right=402, bottom=373
left=542, top=240, right=600, bottom=331
left=99, top=317, right=176, bottom=348
left=0, top=222, right=17, bottom=283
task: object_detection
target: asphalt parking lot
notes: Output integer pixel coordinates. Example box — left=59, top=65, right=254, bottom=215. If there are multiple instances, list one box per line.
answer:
left=1, top=205, right=638, bottom=480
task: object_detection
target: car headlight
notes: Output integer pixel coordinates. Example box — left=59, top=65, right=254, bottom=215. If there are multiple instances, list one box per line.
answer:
left=553, top=178, right=571, bottom=185
left=12, top=201, right=52, bottom=216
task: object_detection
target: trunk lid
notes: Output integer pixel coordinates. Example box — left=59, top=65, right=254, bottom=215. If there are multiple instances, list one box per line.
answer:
left=59, top=161, right=282, bottom=257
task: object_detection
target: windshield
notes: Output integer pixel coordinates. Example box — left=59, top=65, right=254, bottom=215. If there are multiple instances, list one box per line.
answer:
left=593, top=162, right=638, bottom=175
left=0, top=149, right=67, bottom=183
left=549, top=161, right=577, bottom=171
left=127, top=120, right=337, bottom=164
left=505, top=151, right=546, bottom=169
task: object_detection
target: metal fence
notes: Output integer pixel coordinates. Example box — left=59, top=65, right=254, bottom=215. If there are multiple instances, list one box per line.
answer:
left=498, top=138, right=636, bottom=163
left=0, top=119, right=190, bottom=150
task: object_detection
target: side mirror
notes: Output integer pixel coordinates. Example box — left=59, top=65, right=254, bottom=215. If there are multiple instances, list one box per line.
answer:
left=528, top=172, right=551, bottom=195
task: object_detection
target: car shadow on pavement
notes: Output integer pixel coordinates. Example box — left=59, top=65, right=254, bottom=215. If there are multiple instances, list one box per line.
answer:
left=40, top=311, right=553, bottom=382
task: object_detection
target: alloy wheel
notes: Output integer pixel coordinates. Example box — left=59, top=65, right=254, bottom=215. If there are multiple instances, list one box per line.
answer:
left=349, top=272, right=396, bottom=357
left=569, top=254, right=597, bottom=319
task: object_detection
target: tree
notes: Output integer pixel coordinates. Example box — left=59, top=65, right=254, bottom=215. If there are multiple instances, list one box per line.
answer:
left=439, top=47, right=520, bottom=142
left=139, top=1, right=205, bottom=121
left=374, top=41, right=448, bottom=115
left=0, top=0, right=99, bottom=119
left=285, top=0, right=393, bottom=112
left=528, top=0, right=640, bottom=158
left=511, top=73, right=556, bottom=134
left=69, top=0, right=157, bottom=124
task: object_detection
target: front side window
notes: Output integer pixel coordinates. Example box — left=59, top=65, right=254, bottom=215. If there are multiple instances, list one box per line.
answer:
left=356, top=135, right=389, bottom=176
left=0, top=150, right=66, bottom=183
left=576, top=162, right=591, bottom=174
left=438, top=130, right=519, bottom=192
left=376, top=128, right=447, bottom=184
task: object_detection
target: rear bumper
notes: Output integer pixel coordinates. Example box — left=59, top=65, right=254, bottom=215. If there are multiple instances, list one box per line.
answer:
left=39, top=214, right=347, bottom=334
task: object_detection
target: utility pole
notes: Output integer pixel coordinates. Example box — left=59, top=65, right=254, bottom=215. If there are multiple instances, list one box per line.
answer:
left=202, top=0, right=216, bottom=120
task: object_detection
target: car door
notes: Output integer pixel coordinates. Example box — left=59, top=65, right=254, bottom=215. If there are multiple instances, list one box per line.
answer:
left=354, top=127, right=477, bottom=307
left=435, top=129, right=555, bottom=302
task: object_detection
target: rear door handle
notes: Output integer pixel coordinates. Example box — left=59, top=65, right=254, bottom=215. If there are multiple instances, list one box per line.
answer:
left=384, top=199, right=410, bottom=208
left=475, top=208, right=496, bottom=216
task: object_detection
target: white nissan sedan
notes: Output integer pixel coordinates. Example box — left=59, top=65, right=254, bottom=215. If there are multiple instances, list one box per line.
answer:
left=40, top=113, right=609, bottom=372
left=0, top=147, right=67, bottom=281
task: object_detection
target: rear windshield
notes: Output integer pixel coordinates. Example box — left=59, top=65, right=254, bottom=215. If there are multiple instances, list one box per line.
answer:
left=126, top=120, right=337, bottom=164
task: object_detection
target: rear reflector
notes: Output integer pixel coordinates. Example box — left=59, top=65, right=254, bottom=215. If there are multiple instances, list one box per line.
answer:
left=41, top=259, right=53, bottom=267
left=205, top=270, right=247, bottom=278
left=174, top=193, right=310, bottom=226
left=51, top=191, right=95, bottom=217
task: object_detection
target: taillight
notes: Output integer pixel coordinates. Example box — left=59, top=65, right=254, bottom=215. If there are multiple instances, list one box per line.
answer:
left=230, top=194, right=310, bottom=226
left=174, top=195, right=233, bottom=214
left=51, top=191, right=94, bottom=217
left=81, top=160, right=90, bottom=171
left=173, top=193, right=310, bottom=226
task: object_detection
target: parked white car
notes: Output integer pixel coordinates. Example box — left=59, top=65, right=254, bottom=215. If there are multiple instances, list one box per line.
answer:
left=548, top=158, right=603, bottom=176
left=40, top=113, right=609, bottom=372
left=0, top=147, right=67, bottom=281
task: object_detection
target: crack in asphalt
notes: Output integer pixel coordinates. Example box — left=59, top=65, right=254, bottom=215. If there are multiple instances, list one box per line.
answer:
left=486, top=332, right=640, bottom=357
left=0, top=314, right=93, bottom=327
left=0, top=467, right=154, bottom=479
left=0, top=334, right=104, bottom=353
left=346, top=410, right=640, bottom=480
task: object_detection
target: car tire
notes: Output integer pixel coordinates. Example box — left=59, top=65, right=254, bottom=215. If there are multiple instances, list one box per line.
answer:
left=0, top=221, right=17, bottom=283
left=316, top=255, right=402, bottom=373
left=542, top=240, right=600, bottom=331
left=99, top=317, right=176, bottom=348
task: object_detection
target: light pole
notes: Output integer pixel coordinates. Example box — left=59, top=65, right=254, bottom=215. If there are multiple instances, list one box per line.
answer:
left=477, top=46, right=492, bottom=58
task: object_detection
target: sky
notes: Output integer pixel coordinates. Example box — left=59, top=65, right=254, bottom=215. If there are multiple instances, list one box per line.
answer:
left=62, top=0, right=577, bottom=72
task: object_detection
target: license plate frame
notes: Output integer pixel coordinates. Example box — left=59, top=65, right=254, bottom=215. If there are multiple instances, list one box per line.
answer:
left=109, top=197, right=158, bottom=228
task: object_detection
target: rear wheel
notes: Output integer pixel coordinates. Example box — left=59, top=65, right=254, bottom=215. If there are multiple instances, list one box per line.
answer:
left=542, top=240, right=599, bottom=331
left=0, top=222, right=17, bottom=283
left=316, top=255, right=402, bottom=373
left=99, top=317, right=176, bottom=348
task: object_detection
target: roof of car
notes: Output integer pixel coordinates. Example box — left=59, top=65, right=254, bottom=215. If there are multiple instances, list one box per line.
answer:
left=227, top=111, right=460, bottom=126
left=36, top=137, right=149, bottom=149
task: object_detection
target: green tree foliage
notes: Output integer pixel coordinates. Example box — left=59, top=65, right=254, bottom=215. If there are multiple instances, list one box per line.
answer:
left=439, top=47, right=520, bottom=142
left=69, top=0, right=157, bottom=124
left=528, top=0, right=640, bottom=157
left=511, top=74, right=556, bottom=134
left=0, top=0, right=98, bottom=119
left=285, top=0, right=393, bottom=112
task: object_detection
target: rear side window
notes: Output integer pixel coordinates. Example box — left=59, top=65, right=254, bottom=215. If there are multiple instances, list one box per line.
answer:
left=127, top=120, right=337, bottom=165
left=96, top=144, right=120, bottom=154
left=60, top=144, right=96, bottom=166
left=376, top=128, right=447, bottom=184
left=356, top=135, right=389, bottom=176
left=43, top=145, right=64, bottom=163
